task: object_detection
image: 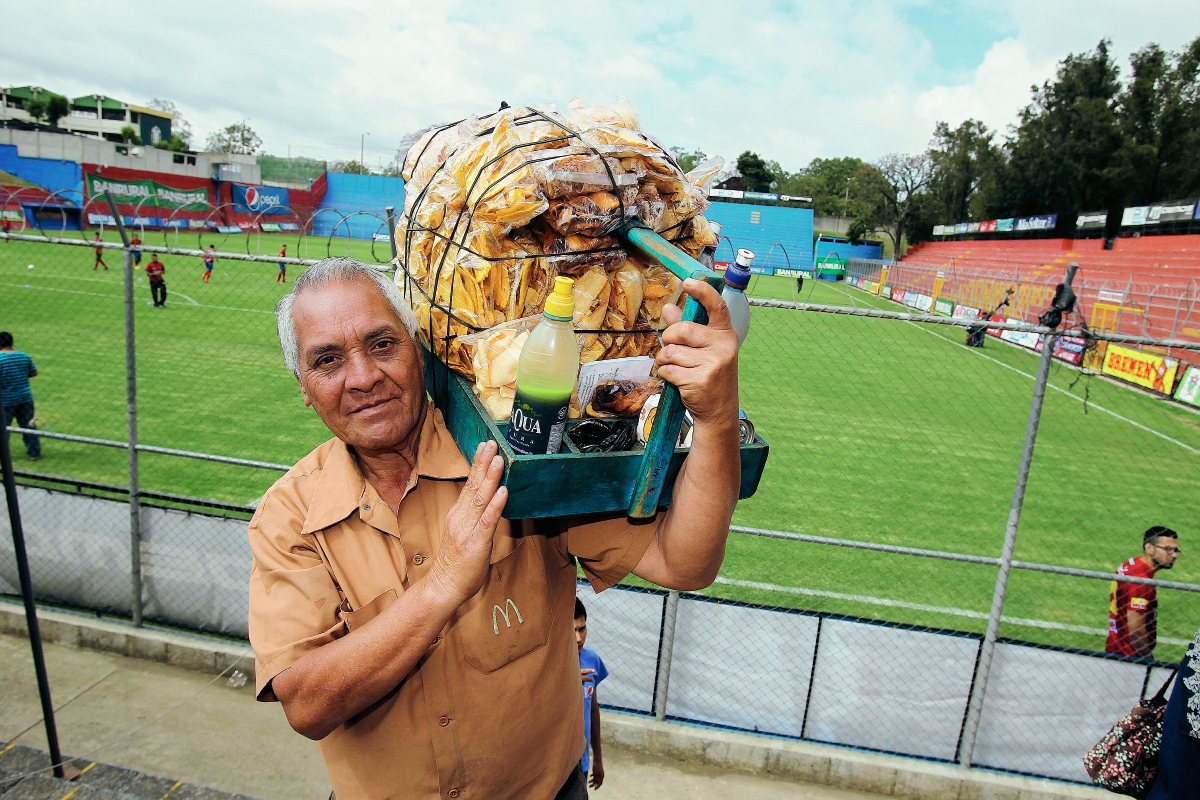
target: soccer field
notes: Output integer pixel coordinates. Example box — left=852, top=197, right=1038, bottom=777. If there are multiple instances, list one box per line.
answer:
left=2, top=235, right=1198, bottom=658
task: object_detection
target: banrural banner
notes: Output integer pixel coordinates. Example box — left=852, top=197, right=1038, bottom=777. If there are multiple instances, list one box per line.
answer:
left=1174, top=366, right=1200, bottom=408
left=935, top=299, right=954, bottom=315
left=2, top=209, right=22, bottom=222
left=1102, top=343, right=1179, bottom=394
left=85, top=174, right=208, bottom=210
left=231, top=183, right=290, bottom=215
left=774, top=268, right=806, bottom=278
left=261, top=222, right=283, bottom=232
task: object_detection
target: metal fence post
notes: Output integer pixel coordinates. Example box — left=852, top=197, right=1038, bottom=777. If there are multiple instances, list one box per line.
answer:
left=958, top=262, right=1078, bottom=768
left=654, top=589, right=680, bottom=721
left=384, top=205, right=399, bottom=264
left=1, top=399, right=66, bottom=777
left=104, top=194, right=142, bottom=627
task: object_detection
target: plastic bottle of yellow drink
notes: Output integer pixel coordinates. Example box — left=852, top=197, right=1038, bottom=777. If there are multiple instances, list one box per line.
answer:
left=506, top=276, right=580, bottom=455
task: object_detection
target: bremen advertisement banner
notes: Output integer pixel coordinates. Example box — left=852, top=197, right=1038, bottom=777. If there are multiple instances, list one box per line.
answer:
left=231, top=183, right=290, bottom=215
left=1102, top=343, right=1179, bottom=394
left=84, top=174, right=208, bottom=211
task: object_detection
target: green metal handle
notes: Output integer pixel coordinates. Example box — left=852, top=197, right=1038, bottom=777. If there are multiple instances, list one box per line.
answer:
left=621, top=223, right=724, bottom=518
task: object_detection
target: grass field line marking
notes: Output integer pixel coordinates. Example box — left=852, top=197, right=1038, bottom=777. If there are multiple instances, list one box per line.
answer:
left=909, top=321, right=1200, bottom=456
left=0, top=281, right=273, bottom=315
left=709, top=576, right=1193, bottom=645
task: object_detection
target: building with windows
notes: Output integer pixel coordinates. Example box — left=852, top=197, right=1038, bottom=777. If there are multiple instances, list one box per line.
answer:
left=1, top=86, right=173, bottom=144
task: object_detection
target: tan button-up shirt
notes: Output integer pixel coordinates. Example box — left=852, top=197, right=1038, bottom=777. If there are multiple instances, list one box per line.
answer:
left=248, top=406, right=658, bottom=800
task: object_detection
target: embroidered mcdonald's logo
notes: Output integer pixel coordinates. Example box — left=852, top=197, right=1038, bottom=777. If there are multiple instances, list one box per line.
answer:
left=492, top=599, right=524, bottom=635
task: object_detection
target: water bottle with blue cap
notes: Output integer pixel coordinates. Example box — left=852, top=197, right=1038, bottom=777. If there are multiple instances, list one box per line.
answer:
left=722, top=249, right=753, bottom=346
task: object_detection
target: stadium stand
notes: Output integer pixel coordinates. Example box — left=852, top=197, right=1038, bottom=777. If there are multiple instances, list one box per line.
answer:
left=706, top=201, right=815, bottom=272
left=310, top=172, right=404, bottom=240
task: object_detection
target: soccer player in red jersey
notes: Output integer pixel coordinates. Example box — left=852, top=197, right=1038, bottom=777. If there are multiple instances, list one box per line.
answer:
left=1106, top=526, right=1179, bottom=657
left=146, top=255, right=167, bottom=307
left=277, top=244, right=288, bottom=283
left=93, top=232, right=109, bottom=270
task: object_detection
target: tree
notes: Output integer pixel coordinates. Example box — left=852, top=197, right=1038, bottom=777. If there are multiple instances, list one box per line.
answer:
left=204, top=121, right=262, bottom=155
left=927, top=119, right=1002, bottom=222
left=848, top=154, right=933, bottom=255
left=670, top=147, right=708, bottom=173
left=990, top=40, right=1124, bottom=222
left=147, top=98, right=193, bottom=149
left=331, top=159, right=372, bottom=175
left=23, top=95, right=47, bottom=123
left=776, top=157, right=865, bottom=215
left=735, top=151, right=775, bottom=192
left=21, top=91, right=67, bottom=127
left=119, top=125, right=142, bottom=145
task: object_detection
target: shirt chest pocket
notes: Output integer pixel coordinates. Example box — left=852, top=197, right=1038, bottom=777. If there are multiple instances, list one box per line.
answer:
left=454, top=538, right=553, bottom=674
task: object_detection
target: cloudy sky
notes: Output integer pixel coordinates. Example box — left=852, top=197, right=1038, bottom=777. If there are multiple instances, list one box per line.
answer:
left=2, top=1, right=1198, bottom=172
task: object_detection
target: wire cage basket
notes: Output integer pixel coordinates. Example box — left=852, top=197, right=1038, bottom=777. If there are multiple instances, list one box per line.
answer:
left=392, top=99, right=767, bottom=518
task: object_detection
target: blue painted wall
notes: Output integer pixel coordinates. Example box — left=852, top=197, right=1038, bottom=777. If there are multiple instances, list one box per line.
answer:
left=0, top=145, right=83, bottom=199
left=313, top=173, right=405, bottom=239
left=815, top=236, right=883, bottom=263
left=704, top=202, right=814, bottom=271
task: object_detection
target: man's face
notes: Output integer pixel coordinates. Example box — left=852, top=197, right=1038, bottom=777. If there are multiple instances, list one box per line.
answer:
left=292, top=278, right=425, bottom=454
left=1145, top=537, right=1179, bottom=570
left=574, top=616, right=587, bottom=653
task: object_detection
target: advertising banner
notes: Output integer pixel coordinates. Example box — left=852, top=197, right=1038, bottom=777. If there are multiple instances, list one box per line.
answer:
left=935, top=299, right=954, bottom=315
left=217, top=225, right=243, bottom=234
left=954, top=222, right=968, bottom=234
left=163, top=219, right=189, bottom=228
left=1076, top=212, right=1107, bottom=229
left=122, top=216, right=159, bottom=227
left=780, top=194, right=812, bottom=203
left=743, top=191, right=779, bottom=202
left=986, top=314, right=1006, bottom=337
left=996, top=218, right=1013, bottom=232
left=913, top=293, right=933, bottom=312
left=260, top=222, right=282, bottom=232
left=1052, top=336, right=1088, bottom=366
left=967, top=222, right=980, bottom=233
left=892, top=288, right=906, bottom=304
left=1121, top=206, right=1149, bottom=226
left=748, top=266, right=775, bottom=275
left=2, top=209, right=24, bottom=222
left=84, top=174, right=208, bottom=211
left=933, top=225, right=945, bottom=236
left=1102, top=343, right=1179, bottom=394
left=231, top=183, right=290, bottom=215
left=881, top=285, right=893, bottom=299
left=709, top=188, right=743, bottom=199
left=774, top=268, right=806, bottom=278
left=952, top=304, right=980, bottom=320
left=980, top=220, right=997, bottom=232
left=1174, top=366, right=1200, bottom=408
left=188, top=219, right=209, bottom=229
left=1001, top=323, right=1041, bottom=350
left=86, top=213, right=116, bottom=225
left=1015, top=214, right=1057, bottom=232
left=280, top=222, right=300, bottom=231
left=1146, top=201, right=1196, bottom=224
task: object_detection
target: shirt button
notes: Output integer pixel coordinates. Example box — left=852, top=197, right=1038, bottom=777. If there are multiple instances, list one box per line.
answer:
left=439, top=715, right=449, bottom=726
left=413, top=554, right=425, bottom=565
left=448, top=790, right=460, bottom=798
left=363, top=504, right=371, bottom=511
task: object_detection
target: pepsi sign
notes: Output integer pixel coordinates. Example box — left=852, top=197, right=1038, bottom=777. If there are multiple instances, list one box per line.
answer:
left=231, top=183, right=290, bottom=215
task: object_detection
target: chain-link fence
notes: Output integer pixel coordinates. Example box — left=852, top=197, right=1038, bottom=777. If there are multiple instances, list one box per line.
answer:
left=3, top=222, right=1199, bottom=784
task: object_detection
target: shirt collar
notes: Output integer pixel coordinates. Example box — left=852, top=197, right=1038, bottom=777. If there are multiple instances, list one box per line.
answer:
left=301, top=404, right=471, bottom=535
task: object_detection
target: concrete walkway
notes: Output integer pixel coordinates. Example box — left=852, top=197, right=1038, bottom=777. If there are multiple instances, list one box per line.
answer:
left=2, top=632, right=884, bottom=800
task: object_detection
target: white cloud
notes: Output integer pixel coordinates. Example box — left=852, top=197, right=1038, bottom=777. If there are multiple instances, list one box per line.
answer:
left=0, top=0, right=1197, bottom=172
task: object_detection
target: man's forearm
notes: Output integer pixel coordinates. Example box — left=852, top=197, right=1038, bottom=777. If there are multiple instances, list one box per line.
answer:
left=634, top=415, right=740, bottom=590
left=271, top=577, right=460, bottom=740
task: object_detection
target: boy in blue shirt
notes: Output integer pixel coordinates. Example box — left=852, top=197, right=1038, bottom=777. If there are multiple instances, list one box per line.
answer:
left=575, top=598, right=607, bottom=790
left=0, top=331, right=40, bottom=460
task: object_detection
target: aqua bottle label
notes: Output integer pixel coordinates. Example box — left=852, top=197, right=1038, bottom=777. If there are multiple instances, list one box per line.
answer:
left=506, top=391, right=570, bottom=455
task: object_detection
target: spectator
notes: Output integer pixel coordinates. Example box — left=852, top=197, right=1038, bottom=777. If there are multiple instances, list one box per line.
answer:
left=277, top=244, right=288, bottom=283
left=1106, top=526, right=1179, bottom=658
left=1146, top=626, right=1200, bottom=799
left=146, top=255, right=167, bottom=307
left=2, top=215, right=11, bottom=240
left=131, top=233, right=142, bottom=267
left=0, top=331, right=41, bottom=461
left=575, top=597, right=607, bottom=790
left=203, top=245, right=215, bottom=283
left=93, top=232, right=109, bottom=271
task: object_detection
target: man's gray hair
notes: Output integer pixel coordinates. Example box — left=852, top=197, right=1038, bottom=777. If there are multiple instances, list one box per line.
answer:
left=276, top=257, right=421, bottom=376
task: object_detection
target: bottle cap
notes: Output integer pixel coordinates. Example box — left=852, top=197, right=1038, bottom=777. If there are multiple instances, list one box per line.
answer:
left=543, top=276, right=575, bottom=319
left=725, top=250, right=753, bottom=289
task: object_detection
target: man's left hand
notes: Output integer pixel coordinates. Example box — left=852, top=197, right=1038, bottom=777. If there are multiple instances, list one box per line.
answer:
left=589, top=761, right=604, bottom=789
left=656, top=278, right=740, bottom=424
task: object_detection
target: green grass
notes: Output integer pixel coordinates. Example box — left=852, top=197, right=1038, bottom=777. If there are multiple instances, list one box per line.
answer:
left=3, top=237, right=1198, bottom=660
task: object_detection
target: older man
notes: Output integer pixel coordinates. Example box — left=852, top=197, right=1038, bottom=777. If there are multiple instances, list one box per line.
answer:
left=250, top=257, right=742, bottom=800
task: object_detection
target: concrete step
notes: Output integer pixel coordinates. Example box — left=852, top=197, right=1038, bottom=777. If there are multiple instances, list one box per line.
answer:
left=0, top=744, right=261, bottom=800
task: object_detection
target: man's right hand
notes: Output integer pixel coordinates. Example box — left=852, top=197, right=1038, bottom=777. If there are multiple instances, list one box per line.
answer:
left=427, top=441, right=508, bottom=606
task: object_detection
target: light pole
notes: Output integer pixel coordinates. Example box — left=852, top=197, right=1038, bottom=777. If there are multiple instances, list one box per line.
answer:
left=361, top=133, right=369, bottom=172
